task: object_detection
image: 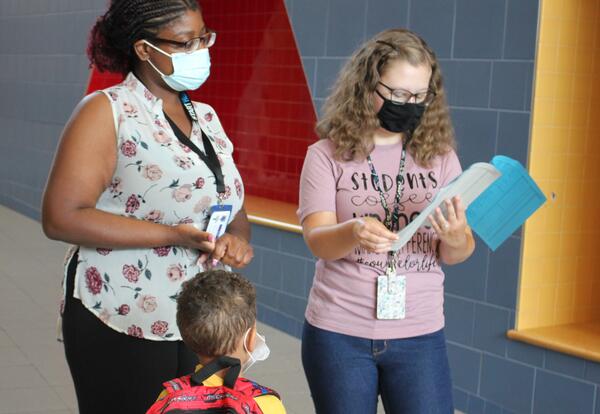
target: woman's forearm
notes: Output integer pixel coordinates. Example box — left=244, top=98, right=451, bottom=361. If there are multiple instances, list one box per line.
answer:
left=304, top=219, right=359, bottom=261
left=42, top=207, right=181, bottom=249
left=438, top=232, right=475, bottom=265
left=225, top=207, right=251, bottom=242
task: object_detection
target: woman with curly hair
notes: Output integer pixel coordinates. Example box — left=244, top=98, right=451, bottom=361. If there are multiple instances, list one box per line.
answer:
left=42, top=1, right=253, bottom=412
left=298, top=29, right=475, bottom=413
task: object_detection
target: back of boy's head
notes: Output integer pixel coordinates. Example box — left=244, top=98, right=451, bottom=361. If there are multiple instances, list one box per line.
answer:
left=177, top=270, right=257, bottom=357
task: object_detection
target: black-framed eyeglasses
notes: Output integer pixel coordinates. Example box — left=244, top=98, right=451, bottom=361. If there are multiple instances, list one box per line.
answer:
left=377, top=81, right=436, bottom=105
left=150, top=31, right=217, bottom=53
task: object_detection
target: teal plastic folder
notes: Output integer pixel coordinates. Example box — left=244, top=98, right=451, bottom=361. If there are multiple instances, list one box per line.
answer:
left=466, top=155, right=546, bottom=251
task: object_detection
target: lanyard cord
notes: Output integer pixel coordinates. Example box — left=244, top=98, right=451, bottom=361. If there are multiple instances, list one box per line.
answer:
left=366, top=147, right=406, bottom=274
left=163, top=92, right=226, bottom=195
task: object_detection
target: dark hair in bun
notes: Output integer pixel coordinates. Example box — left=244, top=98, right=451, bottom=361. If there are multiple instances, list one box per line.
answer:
left=87, top=0, right=200, bottom=74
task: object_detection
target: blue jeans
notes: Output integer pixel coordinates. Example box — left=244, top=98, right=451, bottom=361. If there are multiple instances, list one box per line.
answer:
left=301, top=321, right=453, bottom=414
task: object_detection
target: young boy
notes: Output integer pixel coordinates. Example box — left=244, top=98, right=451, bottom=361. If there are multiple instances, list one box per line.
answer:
left=147, top=270, right=286, bottom=414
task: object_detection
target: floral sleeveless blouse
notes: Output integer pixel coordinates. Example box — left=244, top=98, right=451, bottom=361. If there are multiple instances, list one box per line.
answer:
left=60, top=73, right=244, bottom=341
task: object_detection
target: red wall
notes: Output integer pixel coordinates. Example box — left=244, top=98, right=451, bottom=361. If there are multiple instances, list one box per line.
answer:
left=86, top=0, right=317, bottom=204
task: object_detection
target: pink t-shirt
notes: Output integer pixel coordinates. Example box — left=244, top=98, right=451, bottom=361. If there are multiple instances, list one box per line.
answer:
left=297, top=139, right=462, bottom=339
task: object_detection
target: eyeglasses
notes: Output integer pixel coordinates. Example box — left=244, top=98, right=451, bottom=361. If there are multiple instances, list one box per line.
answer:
left=149, top=31, right=217, bottom=53
left=377, top=81, right=436, bottom=105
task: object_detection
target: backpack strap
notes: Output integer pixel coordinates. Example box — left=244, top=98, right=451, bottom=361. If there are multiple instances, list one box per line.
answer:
left=190, top=356, right=241, bottom=389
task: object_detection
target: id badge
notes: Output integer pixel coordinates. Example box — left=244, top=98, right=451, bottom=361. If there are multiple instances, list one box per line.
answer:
left=205, top=204, right=232, bottom=239
left=376, top=274, right=406, bottom=320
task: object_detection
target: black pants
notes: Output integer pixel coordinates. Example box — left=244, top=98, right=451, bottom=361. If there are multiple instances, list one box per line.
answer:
left=62, top=252, right=197, bottom=414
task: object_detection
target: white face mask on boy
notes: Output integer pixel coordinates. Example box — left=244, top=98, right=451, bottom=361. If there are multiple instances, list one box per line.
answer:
left=143, top=40, right=211, bottom=91
left=241, top=328, right=270, bottom=374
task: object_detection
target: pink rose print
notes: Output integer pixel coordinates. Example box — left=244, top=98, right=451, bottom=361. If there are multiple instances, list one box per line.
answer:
left=85, top=267, right=103, bottom=295
left=127, top=325, right=144, bottom=338
left=153, top=130, right=171, bottom=144
left=144, top=89, right=153, bottom=101
left=167, top=264, right=184, bottom=282
left=153, top=246, right=171, bottom=257
left=144, top=210, right=164, bottom=223
left=109, top=177, right=123, bottom=194
left=96, top=248, right=112, bottom=256
left=178, top=217, right=194, bottom=224
left=122, top=264, right=140, bottom=283
left=178, top=142, right=192, bottom=153
left=124, top=78, right=137, bottom=91
left=118, top=304, right=130, bottom=315
left=123, top=102, right=138, bottom=117
left=216, top=138, right=228, bottom=150
left=143, top=164, right=163, bottom=181
left=217, top=186, right=232, bottom=202
left=234, top=179, right=243, bottom=198
left=217, top=155, right=224, bottom=167
left=174, top=155, right=193, bottom=170
left=173, top=184, right=193, bottom=202
left=204, top=112, right=213, bottom=122
left=195, top=177, right=205, bottom=189
left=194, top=195, right=212, bottom=213
left=151, top=320, right=169, bottom=337
left=108, top=91, right=118, bottom=101
left=120, top=140, right=137, bottom=157
left=137, top=295, right=158, bottom=313
left=125, top=194, right=140, bottom=214
left=154, top=119, right=168, bottom=129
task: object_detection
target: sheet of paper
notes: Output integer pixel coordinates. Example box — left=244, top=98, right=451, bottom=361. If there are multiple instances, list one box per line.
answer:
left=391, top=162, right=501, bottom=251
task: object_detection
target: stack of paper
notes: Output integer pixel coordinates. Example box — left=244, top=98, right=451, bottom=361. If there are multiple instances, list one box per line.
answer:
left=391, top=155, right=546, bottom=252
left=391, top=162, right=501, bottom=251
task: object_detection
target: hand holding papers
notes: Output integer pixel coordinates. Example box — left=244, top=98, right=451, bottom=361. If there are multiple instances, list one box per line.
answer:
left=390, top=155, right=546, bottom=252
left=391, top=162, right=501, bottom=251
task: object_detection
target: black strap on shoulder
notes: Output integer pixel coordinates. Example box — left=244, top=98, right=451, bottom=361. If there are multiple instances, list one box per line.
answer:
left=163, top=92, right=226, bottom=194
left=190, top=356, right=241, bottom=389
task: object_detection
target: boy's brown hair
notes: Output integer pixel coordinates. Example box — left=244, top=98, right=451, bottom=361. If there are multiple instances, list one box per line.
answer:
left=177, top=270, right=257, bottom=357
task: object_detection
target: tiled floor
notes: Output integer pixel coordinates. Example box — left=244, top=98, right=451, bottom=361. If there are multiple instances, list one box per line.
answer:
left=0, top=205, right=463, bottom=414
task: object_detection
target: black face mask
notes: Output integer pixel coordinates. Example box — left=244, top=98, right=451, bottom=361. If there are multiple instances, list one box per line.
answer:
left=376, top=90, right=426, bottom=135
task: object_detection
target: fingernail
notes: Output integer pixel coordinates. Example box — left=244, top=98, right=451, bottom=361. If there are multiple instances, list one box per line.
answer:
left=211, top=259, right=219, bottom=266
left=208, top=234, right=215, bottom=242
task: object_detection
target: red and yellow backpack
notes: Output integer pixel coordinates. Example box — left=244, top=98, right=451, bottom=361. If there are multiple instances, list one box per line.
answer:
left=146, top=356, right=280, bottom=414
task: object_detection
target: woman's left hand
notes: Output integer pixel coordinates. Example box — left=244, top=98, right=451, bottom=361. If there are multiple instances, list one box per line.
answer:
left=208, top=233, right=254, bottom=268
left=428, top=196, right=468, bottom=248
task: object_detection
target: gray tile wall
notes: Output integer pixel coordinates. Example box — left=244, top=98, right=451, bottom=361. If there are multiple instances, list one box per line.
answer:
left=244, top=225, right=314, bottom=339
left=0, top=0, right=107, bottom=219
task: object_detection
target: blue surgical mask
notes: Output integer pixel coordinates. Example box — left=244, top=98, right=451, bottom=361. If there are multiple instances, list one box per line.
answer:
left=143, top=40, right=211, bottom=91
left=241, top=328, right=270, bottom=374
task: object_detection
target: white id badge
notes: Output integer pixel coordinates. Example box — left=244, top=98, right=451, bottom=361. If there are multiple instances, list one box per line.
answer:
left=205, top=204, right=232, bottom=239
left=376, top=274, right=406, bottom=320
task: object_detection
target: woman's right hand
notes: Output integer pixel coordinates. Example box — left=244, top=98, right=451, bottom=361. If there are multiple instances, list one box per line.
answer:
left=351, top=217, right=398, bottom=254
left=174, top=224, right=216, bottom=253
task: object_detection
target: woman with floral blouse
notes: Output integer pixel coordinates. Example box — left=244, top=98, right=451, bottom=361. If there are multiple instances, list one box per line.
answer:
left=42, top=1, right=252, bottom=413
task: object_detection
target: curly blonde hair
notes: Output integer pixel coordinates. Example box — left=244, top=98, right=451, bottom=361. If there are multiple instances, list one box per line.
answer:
left=316, top=28, right=455, bottom=167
